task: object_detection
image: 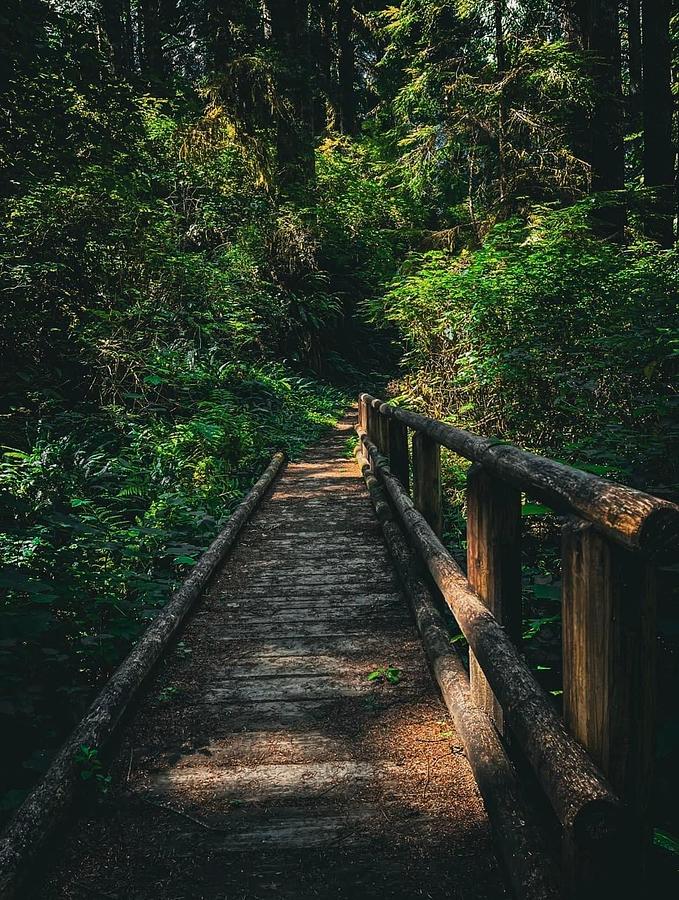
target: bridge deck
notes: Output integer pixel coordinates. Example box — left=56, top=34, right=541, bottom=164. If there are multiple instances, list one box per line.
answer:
left=38, top=415, right=506, bottom=899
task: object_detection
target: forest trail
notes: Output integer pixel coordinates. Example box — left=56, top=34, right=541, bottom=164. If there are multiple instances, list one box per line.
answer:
left=35, top=414, right=506, bottom=899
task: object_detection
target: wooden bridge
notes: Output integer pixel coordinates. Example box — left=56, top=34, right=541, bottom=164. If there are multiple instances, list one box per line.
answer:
left=1, top=397, right=678, bottom=899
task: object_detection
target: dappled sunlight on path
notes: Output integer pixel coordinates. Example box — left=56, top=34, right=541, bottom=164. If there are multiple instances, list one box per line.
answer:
left=37, top=414, right=506, bottom=899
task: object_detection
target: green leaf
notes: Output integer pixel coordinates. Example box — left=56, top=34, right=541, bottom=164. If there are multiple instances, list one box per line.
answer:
left=530, top=583, right=561, bottom=601
left=521, top=503, right=552, bottom=517
left=655, top=829, right=679, bottom=855
left=173, top=556, right=196, bottom=566
left=384, top=666, right=402, bottom=685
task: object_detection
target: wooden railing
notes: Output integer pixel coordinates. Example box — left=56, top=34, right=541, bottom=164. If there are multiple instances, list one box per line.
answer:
left=357, top=393, right=679, bottom=897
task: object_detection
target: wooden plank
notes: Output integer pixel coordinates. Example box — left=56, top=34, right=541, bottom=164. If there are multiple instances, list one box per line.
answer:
left=210, top=620, right=410, bottom=638
left=412, top=431, right=442, bottom=537
left=210, top=584, right=401, bottom=604
left=217, top=575, right=397, bottom=591
left=207, top=635, right=414, bottom=654
left=562, top=518, right=656, bottom=895
left=149, top=732, right=351, bottom=764
left=149, top=761, right=392, bottom=801
left=208, top=655, right=400, bottom=679
left=467, top=464, right=522, bottom=732
left=195, top=811, right=377, bottom=849
left=387, top=416, right=410, bottom=490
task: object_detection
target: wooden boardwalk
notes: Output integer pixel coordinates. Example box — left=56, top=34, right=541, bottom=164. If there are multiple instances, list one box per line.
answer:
left=37, top=415, right=506, bottom=899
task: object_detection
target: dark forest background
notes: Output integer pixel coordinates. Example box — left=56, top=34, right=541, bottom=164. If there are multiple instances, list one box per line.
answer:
left=1, top=0, right=678, bottom=855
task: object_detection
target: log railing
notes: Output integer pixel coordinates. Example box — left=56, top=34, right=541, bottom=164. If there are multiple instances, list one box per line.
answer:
left=357, top=393, right=679, bottom=897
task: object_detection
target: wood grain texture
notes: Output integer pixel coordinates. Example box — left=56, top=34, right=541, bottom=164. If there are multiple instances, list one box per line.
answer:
left=359, top=393, right=679, bottom=560
left=412, top=431, right=442, bottom=537
left=561, top=518, right=656, bottom=894
left=467, top=464, right=522, bottom=732
left=359, top=430, right=629, bottom=854
left=0, top=451, right=286, bottom=900
left=387, top=415, right=410, bottom=491
left=30, top=413, right=506, bottom=900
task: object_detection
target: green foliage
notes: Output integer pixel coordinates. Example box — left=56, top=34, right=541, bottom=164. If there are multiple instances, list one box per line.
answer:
left=655, top=829, right=679, bottom=856
left=74, top=745, right=111, bottom=794
left=367, top=665, right=404, bottom=685
left=375, top=203, right=679, bottom=488
left=1, top=3, right=372, bottom=820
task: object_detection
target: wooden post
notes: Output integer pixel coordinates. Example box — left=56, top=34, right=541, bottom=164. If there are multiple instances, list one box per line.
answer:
left=367, top=399, right=381, bottom=454
left=562, top=518, right=656, bottom=895
left=358, top=394, right=367, bottom=432
left=412, top=432, right=442, bottom=536
left=387, top=418, right=409, bottom=490
left=467, top=464, right=522, bottom=732
left=365, top=401, right=376, bottom=452
left=362, top=433, right=631, bottom=853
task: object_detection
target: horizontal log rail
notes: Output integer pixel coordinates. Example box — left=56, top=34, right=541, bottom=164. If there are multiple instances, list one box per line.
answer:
left=356, top=447, right=561, bottom=900
left=0, top=452, right=286, bottom=899
left=360, top=394, right=679, bottom=561
left=359, top=432, right=624, bottom=836
left=357, top=392, right=674, bottom=897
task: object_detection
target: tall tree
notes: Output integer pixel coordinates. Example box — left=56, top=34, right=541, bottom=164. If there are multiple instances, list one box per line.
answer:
left=101, top=0, right=133, bottom=75
left=313, top=0, right=339, bottom=132
left=494, top=0, right=508, bottom=207
left=140, top=0, right=165, bottom=80
left=565, top=0, right=626, bottom=236
left=626, top=0, right=641, bottom=124
left=641, top=0, right=674, bottom=246
left=266, top=0, right=316, bottom=186
left=337, top=0, right=357, bottom=135
left=206, top=0, right=232, bottom=70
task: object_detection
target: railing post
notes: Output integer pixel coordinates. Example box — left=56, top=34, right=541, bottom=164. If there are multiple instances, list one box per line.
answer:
left=387, top=417, right=409, bottom=490
left=561, top=518, right=656, bottom=894
left=358, top=393, right=368, bottom=433
left=365, top=400, right=377, bottom=461
left=368, top=399, right=384, bottom=455
left=412, top=432, right=442, bottom=537
left=467, top=464, right=522, bottom=732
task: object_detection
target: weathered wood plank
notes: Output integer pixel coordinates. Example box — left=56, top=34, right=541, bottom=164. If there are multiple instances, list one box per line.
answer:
left=412, top=431, right=442, bottom=537
left=149, top=761, right=392, bottom=800
left=0, top=452, right=287, bottom=899
left=467, top=464, right=522, bottom=732
left=562, top=518, right=656, bottom=895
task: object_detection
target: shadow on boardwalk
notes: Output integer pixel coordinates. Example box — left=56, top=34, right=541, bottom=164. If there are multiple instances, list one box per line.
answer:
left=34, top=415, right=507, bottom=900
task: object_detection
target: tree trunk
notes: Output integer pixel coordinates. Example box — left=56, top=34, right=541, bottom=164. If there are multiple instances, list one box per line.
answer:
left=206, top=0, right=231, bottom=70
left=267, top=0, right=316, bottom=189
left=584, top=0, right=627, bottom=239
left=140, top=0, right=165, bottom=81
left=641, top=0, right=674, bottom=247
left=318, top=0, right=339, bottom=131
left=494, top=0, right=508, bottom=209
left=337, top=0, right=357, bottom=135
left=626, top=0, right=641, bottom=125
left=102, top=0, right=133, bottom=75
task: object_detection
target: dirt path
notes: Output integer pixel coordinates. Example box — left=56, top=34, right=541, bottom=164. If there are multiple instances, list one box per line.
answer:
left=36, top=414, right=507, bottom=900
